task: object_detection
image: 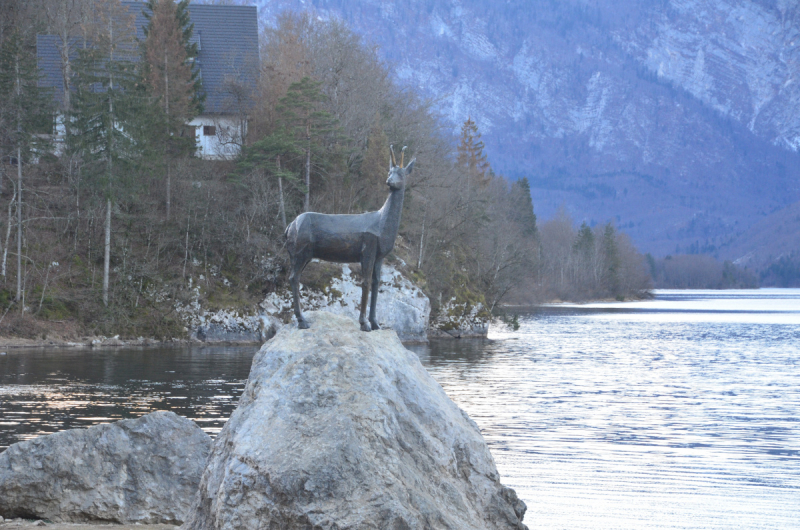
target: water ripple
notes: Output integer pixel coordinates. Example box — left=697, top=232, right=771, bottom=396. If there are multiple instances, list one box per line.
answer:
left=409, top=289, right=800, bottom=529
left=1, top=290, right=799, bottom=528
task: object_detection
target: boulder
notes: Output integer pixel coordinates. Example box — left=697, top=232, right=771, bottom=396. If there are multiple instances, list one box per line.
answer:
left=182, top=311, right=527, bottom=530
left=430, top=295, right=491, bottom=339
left=192, top=313, right=281, bottom=343
left=260, top=263, right=431, bottom=342
left=0, top=411, right=211, bottom=524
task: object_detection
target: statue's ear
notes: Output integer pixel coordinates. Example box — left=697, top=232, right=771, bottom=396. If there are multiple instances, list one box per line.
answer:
left=405, top=158, right=416, bottom=174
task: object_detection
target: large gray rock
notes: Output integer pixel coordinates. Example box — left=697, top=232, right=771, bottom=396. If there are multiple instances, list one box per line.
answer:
left=0, top=411, right=211, bottom=524
left=182, top=311, right=527, bottom=530
left=260, top=263, right=431, bottom=342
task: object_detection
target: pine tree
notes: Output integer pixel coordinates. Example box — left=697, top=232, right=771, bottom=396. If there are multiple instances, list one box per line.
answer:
left=68, top=0, right=153, bottom=306
left=602, top=223, right=621, bottom=298
left=143, top=0, right=202, bottom=115
left=453, top=116, right=491, bottom=252
left=235, top=129, right=304, bottom=228
left=359, top=115, right=389, bottom=210
left=143, top=0, right=199, bottom=220
left=0, top=29, right=52, bottom=306
left=572, top=221, right=595, bottom=289
left=456, top=116, right=490, bottom=188
left=277, top=77, right=344, bottom=212
left=510, top=177, right=537, bottom=237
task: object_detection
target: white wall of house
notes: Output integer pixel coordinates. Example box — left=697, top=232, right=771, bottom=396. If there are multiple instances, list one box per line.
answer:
left=189, top=115, right=245, bottom=160
left=47, top=114, right=246, bottom=161
left=52, top=116, right=67, bottom=157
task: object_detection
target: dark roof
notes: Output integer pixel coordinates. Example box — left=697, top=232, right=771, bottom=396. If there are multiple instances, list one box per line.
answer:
left=37, top=2, right=259, bottom=114
left=37, top=35, right=65, bottom=103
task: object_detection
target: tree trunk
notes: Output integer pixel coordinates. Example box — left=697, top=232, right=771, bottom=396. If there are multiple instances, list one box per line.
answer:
left=418, top=214, right=426, bottom=270
left=3, top=187, right=15, bottom=281
left=166, top=162, right=171, bottom=221
left=14, top=53, right=22, bottom=304
left=58, top=35, right=72, bottom=138
left=277, top=155, right=286, bottom=229
left=103, top=197, right=111, bottom=306
left=305, top=124, right=310, bottom=212
left=164, top=48, right=171, bottom=220
left=104, top=23, right=113, bottom=307
left=182, top=215, right=189, bottom=279
left=16, top=147, right=22, bottom=304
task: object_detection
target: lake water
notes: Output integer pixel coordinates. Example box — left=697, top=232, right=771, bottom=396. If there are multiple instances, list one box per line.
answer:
left=1, top=289, right=799, bottom=529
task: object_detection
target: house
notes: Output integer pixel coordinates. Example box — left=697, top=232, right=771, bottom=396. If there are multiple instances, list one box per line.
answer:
left=37, top=1, right=259, bottom=160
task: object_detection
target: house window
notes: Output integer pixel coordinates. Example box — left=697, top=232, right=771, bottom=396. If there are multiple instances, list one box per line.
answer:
left=203, top=125, right=216, bottom=136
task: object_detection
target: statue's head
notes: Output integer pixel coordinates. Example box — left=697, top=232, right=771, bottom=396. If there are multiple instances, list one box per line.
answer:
left=387, top=145, right=415, bottom=191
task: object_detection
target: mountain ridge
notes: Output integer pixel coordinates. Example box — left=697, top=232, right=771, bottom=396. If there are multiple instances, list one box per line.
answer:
left=247, top=0, right=800, bottom=266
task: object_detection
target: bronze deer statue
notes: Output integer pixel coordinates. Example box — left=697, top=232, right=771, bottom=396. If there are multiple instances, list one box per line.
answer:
left=284, top=146, right=415, bottom=331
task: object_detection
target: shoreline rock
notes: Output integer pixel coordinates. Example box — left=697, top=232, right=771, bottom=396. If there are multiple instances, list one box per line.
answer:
left=182, top=311, right=527, bottom=530
left=430, top=295, right=492, bottom=339
left=259, top=263, right=431, bottom=342
left=0, top=411, right=210, bottom=525
left=177, top=263, right=431, bottom=344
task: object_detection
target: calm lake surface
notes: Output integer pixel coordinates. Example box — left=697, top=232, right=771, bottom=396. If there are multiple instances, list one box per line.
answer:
left=1, top=289, right=799, bottom=529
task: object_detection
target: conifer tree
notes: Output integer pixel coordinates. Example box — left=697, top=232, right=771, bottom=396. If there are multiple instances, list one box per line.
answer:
left=602, top=223, right=621, bottom=297
left=144, top=0, right=202, bottom=115
left=457, top=116, right=490, bottom=188
left=235, top=129, right=304, bottom=228
left=453, top=117, right=491, bottom=255
left=0, top=30, right=52, bottom=306
left=510, top=177, right=537, bottom=237
left=277, top=77, right=344, bottom=212
left=359, top=115, right=389, bottom=210
left=69, top=0, right=153, bottom=306
left=143, top=0, right=199, bottom=220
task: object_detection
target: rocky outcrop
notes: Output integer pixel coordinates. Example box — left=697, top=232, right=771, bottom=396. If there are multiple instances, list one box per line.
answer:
left=176, top=262, right=430, bottom=343
left=191, top=312, right=282, bottom=343
left=260, top=263, right=431, bottom=342
left=0, top=411, right=211, bottom=525
left=174, top=282, right=282, bottom=343
left=430, top=294, right=492, bottom=339
left=182, top=311, right=527, bottom=530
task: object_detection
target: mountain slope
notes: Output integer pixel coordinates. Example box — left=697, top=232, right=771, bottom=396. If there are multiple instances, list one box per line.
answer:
left=718, top=200, right=800, bottom=271
left=249, top=0, right=800, bottom=258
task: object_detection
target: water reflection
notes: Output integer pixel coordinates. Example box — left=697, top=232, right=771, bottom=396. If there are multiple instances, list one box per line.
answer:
left=0, top=345, right=256, bottom=448
left=1, top=290, right=799, bottom=529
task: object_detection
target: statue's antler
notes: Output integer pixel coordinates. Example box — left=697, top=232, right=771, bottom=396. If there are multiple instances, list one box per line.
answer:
left=389, top=145, right=397, bottom=167
left=400, top=146, right=407, bottom=168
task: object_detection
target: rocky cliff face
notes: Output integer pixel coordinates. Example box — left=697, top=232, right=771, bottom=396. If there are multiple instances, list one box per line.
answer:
left=621, top=0, right=800, bottom=151
left=177, top=262, right=431, bottom=343
left=260, top=262, right=431, bottom=342
left=249, top=0, right=800, bottom=261
left=182, top=311, right=527, bottom=530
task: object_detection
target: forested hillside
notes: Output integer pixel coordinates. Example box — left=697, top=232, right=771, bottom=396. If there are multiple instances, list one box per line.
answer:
left=0, top=0, right=652, bottom=341
left=247, top=0, right=800, bottom=274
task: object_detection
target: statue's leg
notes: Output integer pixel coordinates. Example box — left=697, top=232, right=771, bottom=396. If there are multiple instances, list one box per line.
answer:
left=369, top=258, right=383, bottom=330
left=289, top=252, right=312, bottom=329
left=359, top=242, right=377, bottom=332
